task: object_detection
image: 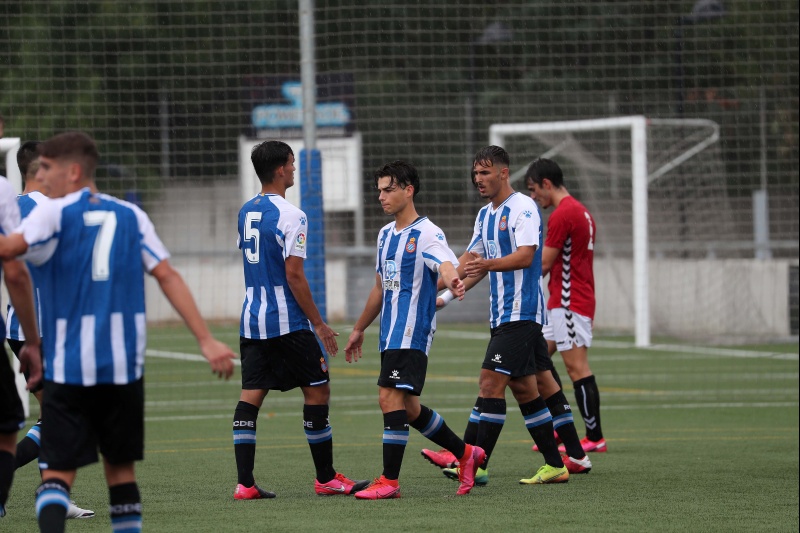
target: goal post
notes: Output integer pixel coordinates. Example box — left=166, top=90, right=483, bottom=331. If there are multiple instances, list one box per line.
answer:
left=490, top=115, right=721, bottom=347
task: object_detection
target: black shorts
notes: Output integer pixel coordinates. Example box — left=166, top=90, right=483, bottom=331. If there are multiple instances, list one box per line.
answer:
left=39, top=379, right=144, bottom=470
left=0, top=344, right=25, bottom=434
left=377, top=349, right=428, bottom=396
left=481, top=320, right=546, bottom=378
left=7, top=338, right=44, bottom=394
left=240, top=330, right=329, bottom=392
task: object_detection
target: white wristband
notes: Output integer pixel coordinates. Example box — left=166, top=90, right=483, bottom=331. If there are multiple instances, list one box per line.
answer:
left=439, top=290, right=455, bottom=306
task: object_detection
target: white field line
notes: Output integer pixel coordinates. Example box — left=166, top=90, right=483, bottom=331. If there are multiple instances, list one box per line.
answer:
left=145, top=400, right=798, bottom=423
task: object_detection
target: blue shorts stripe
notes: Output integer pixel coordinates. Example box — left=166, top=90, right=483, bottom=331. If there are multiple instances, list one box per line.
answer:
left=396, top=383, right=414, bottom=390
left=493, top=367, right=511, bottom=375
left=524, top=408, right=553, bottom=428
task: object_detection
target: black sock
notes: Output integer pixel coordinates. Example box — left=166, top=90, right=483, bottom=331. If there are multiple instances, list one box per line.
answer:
left=520, top=397, right=563, bottom=468
left=476, top=398, right=506, bottom=469
left=15, top=421, right=42, bottom=469
left=303, top=404, right=335, bottom=483
left=109, top=482, right=141, bottom=532
left=574, top=375, right=603, bottom=441
left=233, top=400, right=259, bottom=487
left=410, top=405, right=465, bottom=459
left=0, top=451, right=14, bottom=510
left=381, top=410, right=409, bottom=481
left=463, top=397, right=483, bottom=445
left=550, top=366, right=564, bottom=389
left=545, top=391, right=584, bottom=458
left=36, top=478, right=70, bottom=533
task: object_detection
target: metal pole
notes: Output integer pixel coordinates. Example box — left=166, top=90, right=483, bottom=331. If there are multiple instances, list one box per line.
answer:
left=299, top=0, right=317, bottom=154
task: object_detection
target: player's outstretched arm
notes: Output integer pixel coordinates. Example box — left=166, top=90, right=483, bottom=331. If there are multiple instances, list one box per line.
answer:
left=150, top=260, right=235, bottom=379
left=285, top=255, right=339, bottom=356
left=2, top=258, right=42, bottom=389
left=345, top=274, right=383, bottom=363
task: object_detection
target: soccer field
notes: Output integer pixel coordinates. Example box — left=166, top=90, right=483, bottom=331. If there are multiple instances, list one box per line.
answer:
left=5, top=323, right=798, bottom=532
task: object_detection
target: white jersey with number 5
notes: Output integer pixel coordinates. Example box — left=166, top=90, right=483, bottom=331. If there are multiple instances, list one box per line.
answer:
left=17, top=187, right=170, bottom=386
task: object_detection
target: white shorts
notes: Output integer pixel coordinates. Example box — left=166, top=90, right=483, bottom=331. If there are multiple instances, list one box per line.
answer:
left=542, top=308, right=593, bottom=352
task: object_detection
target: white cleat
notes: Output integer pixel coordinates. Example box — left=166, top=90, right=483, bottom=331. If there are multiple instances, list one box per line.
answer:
left=66, top=500, right=95, bottom=519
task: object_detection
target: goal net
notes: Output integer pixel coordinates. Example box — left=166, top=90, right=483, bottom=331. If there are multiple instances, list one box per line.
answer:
left=490, top=116, right=742, bottom=346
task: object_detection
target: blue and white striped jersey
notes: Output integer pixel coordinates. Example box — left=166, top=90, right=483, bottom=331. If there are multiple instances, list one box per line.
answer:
left=0, top=177, right=22, bottom=341
left=238, top=193, right=311, bottom=339
left=6, top=191, right=48, bottom=342
left=467, top=192, right=543, bottom=328
left=376, top=217, right=458, bottom=354
left=17, top=187, right=170, bottom=386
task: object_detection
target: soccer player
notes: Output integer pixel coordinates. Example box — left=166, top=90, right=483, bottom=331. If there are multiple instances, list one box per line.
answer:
left=232, top=140, right=366, bottom=500
left=525, top=158, right=606, bottom=453
left=0, top=131, right=236, bottom=533
left=0, top=173, right=42, bottom=519
left=343, top=160, right=483, bottom=500
left=421, top=146, right=568, bottom=485
left=4, top=141, right=95, bottom=519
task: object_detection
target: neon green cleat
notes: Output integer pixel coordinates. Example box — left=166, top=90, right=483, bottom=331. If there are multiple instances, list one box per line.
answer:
left=443, top=466, right=488, bottom=486
left=519, top=464, right=569, bottom=485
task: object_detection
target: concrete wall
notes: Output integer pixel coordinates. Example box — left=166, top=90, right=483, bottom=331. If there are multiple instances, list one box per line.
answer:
left=143, top=255, right=796, bottom=341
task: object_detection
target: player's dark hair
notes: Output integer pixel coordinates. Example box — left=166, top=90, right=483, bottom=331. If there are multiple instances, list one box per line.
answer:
left=374, top=160, right=420, bottom=197
left=473, top=145, right=510, bottom=170
left=38, top=132, right=99, bottom=177
left=471, top=145, right=510, bottom=188
left=251, top=140, right=293, bottom=185
left=17, top=141, right=41, bottom=177
left=525, top=158, right=564, bottom=188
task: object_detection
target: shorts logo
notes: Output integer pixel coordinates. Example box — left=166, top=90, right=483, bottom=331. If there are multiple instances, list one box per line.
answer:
left=405, top=237, right=417, bottom=253
left=487, top=240, right=498, bottom=258
left=320, top=357, right=328, bottom=373
left=499, top=216, right=508, bottom=231
left=390, top=370, right=400, bottom=380
left=295, top=232, right=306, bottom=252
left=491, top=353, right=502, bottom=363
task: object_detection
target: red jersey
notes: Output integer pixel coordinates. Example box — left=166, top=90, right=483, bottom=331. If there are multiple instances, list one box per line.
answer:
left=545, top=195, right=596, bottom=319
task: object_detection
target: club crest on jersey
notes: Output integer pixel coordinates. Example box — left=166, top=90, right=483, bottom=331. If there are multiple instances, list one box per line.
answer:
left=383, top=260, right=400, bottom=291
left=295, top=232, right=306, bottom=252
left=487, top=240, right=498, bottom=258
left=405, top=237, right=417, bottom=253
left=320, top=357, right=328, bottom=373
left=499, top=216, right=508, bottom=231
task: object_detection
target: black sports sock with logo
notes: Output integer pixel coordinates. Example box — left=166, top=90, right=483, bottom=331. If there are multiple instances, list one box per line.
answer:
left=232, top=401, right=259, bottom=487
left=303, top=404, right=336, bottom=483
left=381, top=410, right=409, bottom=480
left=476, top=398, right=506, bottom=469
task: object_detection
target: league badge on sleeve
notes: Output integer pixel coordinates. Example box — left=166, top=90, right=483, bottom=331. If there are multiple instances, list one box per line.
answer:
left=295, top=232, right=306, bottom=252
